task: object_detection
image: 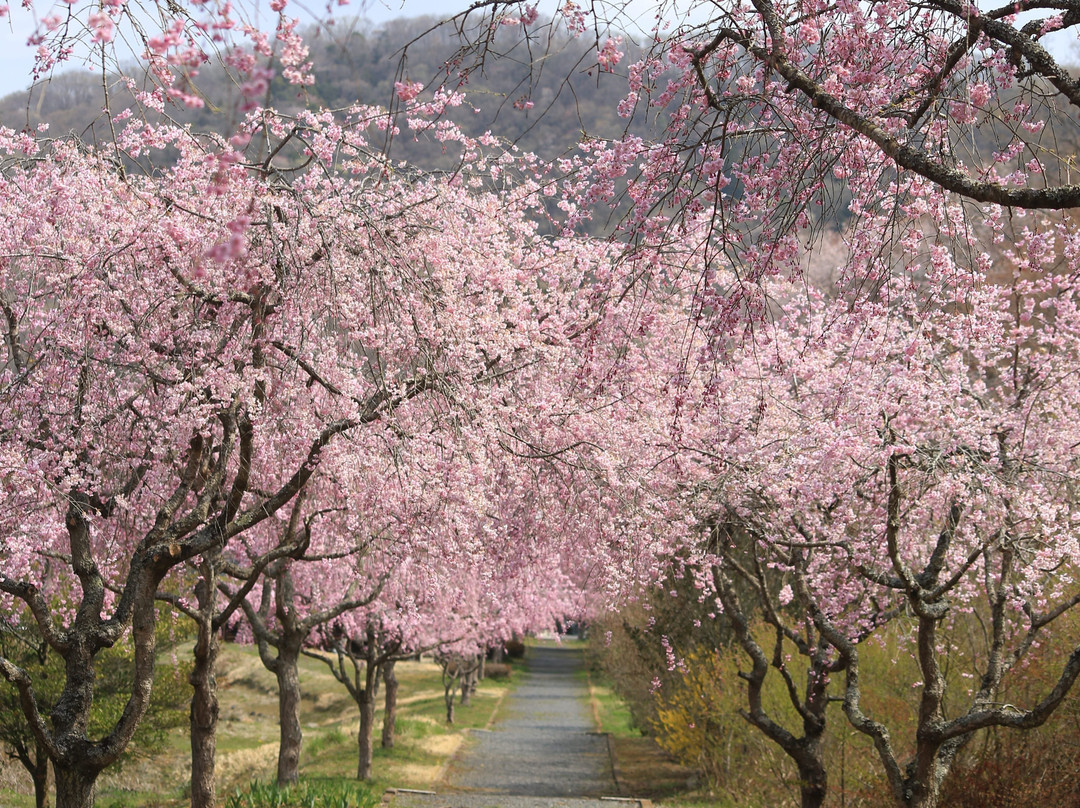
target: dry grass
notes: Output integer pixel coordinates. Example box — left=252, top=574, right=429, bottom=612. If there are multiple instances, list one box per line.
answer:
left=0, top=642, right=517, bottom=808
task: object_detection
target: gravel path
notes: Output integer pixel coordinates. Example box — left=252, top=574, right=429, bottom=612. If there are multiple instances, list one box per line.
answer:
left=390, top=642, right=625, bottom=808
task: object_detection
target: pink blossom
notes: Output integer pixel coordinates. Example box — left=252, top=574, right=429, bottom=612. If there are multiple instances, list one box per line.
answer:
left=597, top=37, right=624, bottom=72
left=88, top=11, right=114, bottom=43
left=799, top=20, right=821, bottom=45
left=395, top=80, right=424, bottom=102
left=969, top=82, right=992, bottom=108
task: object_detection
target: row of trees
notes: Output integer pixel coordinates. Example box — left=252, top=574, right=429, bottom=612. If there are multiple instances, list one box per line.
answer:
left=598, top=236, right=1080, bottom=808
left=3, top=2, right=1080, bottom=808
left=0, top=98, right=679, bottom=807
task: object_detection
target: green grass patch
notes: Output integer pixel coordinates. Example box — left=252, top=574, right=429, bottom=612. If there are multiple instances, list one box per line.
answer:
left=585, top=670, right=639, bottom=738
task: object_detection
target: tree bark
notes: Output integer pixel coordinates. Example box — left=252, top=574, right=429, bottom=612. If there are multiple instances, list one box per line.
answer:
left=53, top=763, right=97, bottom=808
left=31, top=740, right=49, bottom=808
left=49, top=629, right=107, bottom=808
left=381, top=661, right=398, bottom=750
left=275, top=641, right=304, bottom=786
left=188, top=578, right=221, bottom=808
left=796, top=740, right=828, bottom=808
left=356, top=661, right=378, bottom=781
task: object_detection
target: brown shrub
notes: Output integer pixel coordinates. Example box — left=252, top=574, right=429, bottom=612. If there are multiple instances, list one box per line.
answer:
left=504, top=639, right=526, bottom=659
left=940, top=727, right=1080, bottom=808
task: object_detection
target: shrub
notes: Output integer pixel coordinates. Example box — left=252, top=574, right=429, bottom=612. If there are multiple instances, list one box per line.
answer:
left=504, top=639, right=526, bottom=659
left=226, top=779, right=380, bottom=808
left=939, top=728, right=1080, bottom=808
left=649, top=646, right=793, bottom=804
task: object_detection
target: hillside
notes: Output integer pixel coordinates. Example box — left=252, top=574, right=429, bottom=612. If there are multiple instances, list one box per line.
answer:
left=0, top=16, right=652, bottom=167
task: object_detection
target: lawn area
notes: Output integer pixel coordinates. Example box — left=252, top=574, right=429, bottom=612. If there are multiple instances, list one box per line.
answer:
left=0, top=642, right=519, bottom=808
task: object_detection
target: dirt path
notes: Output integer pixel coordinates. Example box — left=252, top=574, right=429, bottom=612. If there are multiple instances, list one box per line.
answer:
left=391, top=642, right=625, bottom=808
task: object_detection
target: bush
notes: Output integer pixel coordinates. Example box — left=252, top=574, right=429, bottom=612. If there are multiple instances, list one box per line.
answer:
left=650, top=646, right=795, bottom=805
left=939, top=635, right=1080, bottom=808
left=226, top=779, right=380, bottom=808
left=940, top=728, right=1080, bottom=808
left=504, top=639, right=526, bottom=659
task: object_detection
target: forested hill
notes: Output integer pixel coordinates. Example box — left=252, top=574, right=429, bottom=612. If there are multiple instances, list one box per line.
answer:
left=0, top=16, right=653, bottom=165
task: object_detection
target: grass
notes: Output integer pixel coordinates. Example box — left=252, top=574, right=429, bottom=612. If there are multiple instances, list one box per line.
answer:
left=580, top=657, right=700, bottom=802
left=582, top=667, right=639, bottom=739
left=0, top=643, right=520, bottom=808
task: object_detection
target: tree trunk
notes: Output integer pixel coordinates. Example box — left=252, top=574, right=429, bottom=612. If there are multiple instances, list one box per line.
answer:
left=188, top=555, right=222, bottom=808
left=188, top=614, right=220, bottom=808
left=275, top=642, right=303, bottom=786
left=381, top=660, right=398, bottom=750
left=31, top=741, right=49, bottom=808
left=904, top=776, right=941, bottom=808
left=356, top=676, right=377, bottom=780
left=442, top=661, right=458, bottom=724
left=796, top=748, right=828, bottom=808
left=53, top=764, right=97, bottom=808
left=460, top=669, right=472, bottom=707
left=796, top=673, right=829, bottom=808
left=50, top=625, right=106, bottom=808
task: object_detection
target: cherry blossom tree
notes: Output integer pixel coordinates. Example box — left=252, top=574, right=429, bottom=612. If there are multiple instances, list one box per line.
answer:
left=8, top=0, right=325, bottom=116
left=156, top=516, right=310, bottom=808
left=308, top=614, right=419, bottom=780
left=0, top=93, right=639, bottom=806
left=304, top=528, right=510, bottom=777
left=388, top=0, right=1080, bottom=353
left=675, top=235, right=1080, bottom=808
left=699, top=528, right=841, bottom=808
left=229, top=513, right=387, bottom=785
left=0, top=120, right=374, bottom=808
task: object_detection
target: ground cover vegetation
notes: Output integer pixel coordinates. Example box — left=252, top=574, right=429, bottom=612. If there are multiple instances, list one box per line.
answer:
left=4, top=0, right=1080, bottom=807
left=0, top=638, right=520, bottom=807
